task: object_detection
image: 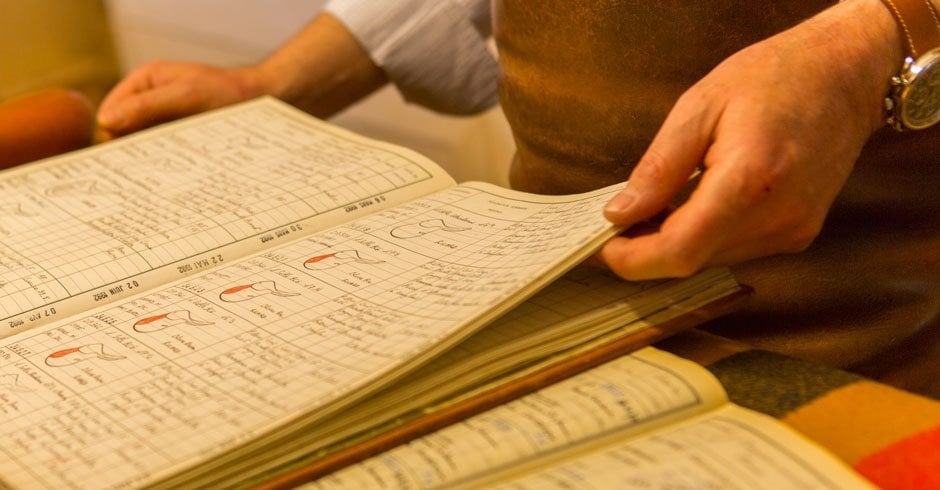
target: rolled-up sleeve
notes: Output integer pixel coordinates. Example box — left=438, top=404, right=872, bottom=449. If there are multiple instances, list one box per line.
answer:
left=325, top=0, right=499, bottom=114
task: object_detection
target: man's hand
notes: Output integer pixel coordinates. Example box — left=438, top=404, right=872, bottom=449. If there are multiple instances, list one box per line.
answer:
left=96, top=13, right=388, bottom=142
left=599, top=0, right=903, bottom=280
left=97, top=62, right=265, bottom=140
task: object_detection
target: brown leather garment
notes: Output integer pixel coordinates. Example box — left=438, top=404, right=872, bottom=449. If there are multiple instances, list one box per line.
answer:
left=493, top=1, right=940, bottom=398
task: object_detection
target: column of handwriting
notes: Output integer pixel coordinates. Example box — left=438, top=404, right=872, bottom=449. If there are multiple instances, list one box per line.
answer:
left=0, top=101, right=432, bottom=322
left=0, top=184, right=616, bottom=488
left=310, top=351, right=710, bottom=489
left=424, top=265, right=654, bottom=367
left=0, top=296, right=307, bottom=488
left=488, top=410, right=856, bottom=489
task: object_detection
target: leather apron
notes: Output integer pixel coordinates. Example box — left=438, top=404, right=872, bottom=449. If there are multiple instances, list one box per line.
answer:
left=493, top=0, right=940, bottom=398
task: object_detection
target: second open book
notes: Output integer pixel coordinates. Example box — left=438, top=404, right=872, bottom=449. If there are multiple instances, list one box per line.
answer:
left=0, top=98, right=748, bottom=488
left=304, top=345, right=873, bottom=489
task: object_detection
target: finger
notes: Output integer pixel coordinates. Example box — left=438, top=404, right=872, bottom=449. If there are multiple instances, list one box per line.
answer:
left=97, top=67, right=160, bottom=130
left=599, top=210, right=715, bottom=280
left=599, top=163, right=757, bottom=279
left=603, top=89, right=721, bottom=227
left=98, top=82, right=201, bottom=136
left=93, top=126, right=116, bottom=144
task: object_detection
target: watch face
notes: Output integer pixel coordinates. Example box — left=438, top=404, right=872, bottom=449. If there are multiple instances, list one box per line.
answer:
left=900, top=48, right=940, bottom=130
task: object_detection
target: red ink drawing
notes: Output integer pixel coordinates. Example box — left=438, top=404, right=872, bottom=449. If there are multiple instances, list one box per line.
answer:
left=303, top=249, right=382, bottom=270
left=133, top=310, right=213, bottom=333
left=219, top=280, right=299, bottom=302
left=45, top=343, right=126, bottom=367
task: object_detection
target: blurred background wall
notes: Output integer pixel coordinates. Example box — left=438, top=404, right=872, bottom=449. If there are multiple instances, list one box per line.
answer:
left=104, top=0, right=514, bottom=185
left=0, top=0, right=119, bottom=103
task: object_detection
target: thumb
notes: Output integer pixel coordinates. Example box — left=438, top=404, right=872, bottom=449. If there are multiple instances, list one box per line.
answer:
left=604, top=93, right=717, bottom=226
left=98, top=82, right=197, bottom=136
left=97, top=65, right=159, bottom=132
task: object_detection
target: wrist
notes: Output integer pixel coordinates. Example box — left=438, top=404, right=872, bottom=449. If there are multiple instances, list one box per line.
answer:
left=232, top=65, right=278, bottom=102
left=244, top=57, right=296, bottom=104
left=249, top=13, right=388, bottom=118
left=830, top=0, right=908, bottom=133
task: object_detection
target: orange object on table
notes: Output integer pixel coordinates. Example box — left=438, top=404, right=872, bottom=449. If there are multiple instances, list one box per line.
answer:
left=0, top=88, right=94, bottom=169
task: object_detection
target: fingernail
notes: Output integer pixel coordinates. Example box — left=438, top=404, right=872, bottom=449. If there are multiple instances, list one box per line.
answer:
left=604, top=187, right=637, bottom=218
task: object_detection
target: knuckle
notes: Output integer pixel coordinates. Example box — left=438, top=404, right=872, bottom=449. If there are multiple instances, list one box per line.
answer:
left=735, top=166, right=783, bottom=203
left=633, top=149, right=669, bottom=184
left=783, top=220, right=822, bottom=253
left=658, top=232, right=707, bottom=278
left=674, top=86, right=708, bottom=110
left=720, top=149, right=795, bottom=204
left=138, top=60, right=169, bottom=74
left=666, top=252, right=704, bottom=278
left=760, top=206, right=823, bottom=254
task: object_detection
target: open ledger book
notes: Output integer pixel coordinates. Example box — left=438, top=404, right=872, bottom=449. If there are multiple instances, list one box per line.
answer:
left=0, top=97, right=747, bottom=489
left=301, top=347, right=873, bottom=489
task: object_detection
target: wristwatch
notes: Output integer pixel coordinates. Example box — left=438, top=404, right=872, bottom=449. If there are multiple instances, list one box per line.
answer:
left=879, top=0, right=940, bottom=130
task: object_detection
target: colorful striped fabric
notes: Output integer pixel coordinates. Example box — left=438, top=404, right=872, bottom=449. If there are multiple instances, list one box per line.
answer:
left=658, top=330, right=940, bottom=490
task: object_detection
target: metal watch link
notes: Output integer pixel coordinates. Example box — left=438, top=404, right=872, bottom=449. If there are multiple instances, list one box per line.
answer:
left=879, top=0, right=940, bottom=130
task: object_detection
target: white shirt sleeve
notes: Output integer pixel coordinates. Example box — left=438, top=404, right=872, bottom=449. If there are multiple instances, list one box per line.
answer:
left=324, top=0, right=499, bottom=114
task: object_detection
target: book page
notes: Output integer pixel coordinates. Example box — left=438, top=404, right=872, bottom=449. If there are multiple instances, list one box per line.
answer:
left=304, top=348, right=727, bottom=489
left=462, top=404, right=874, bottom=489
left=0, top=97, right=454, bottom=338
left=265, top=268, right=740, bottom=468
left=0, top=181, right=622, bottom=489
left=430, top=267, right=740, bottom=402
